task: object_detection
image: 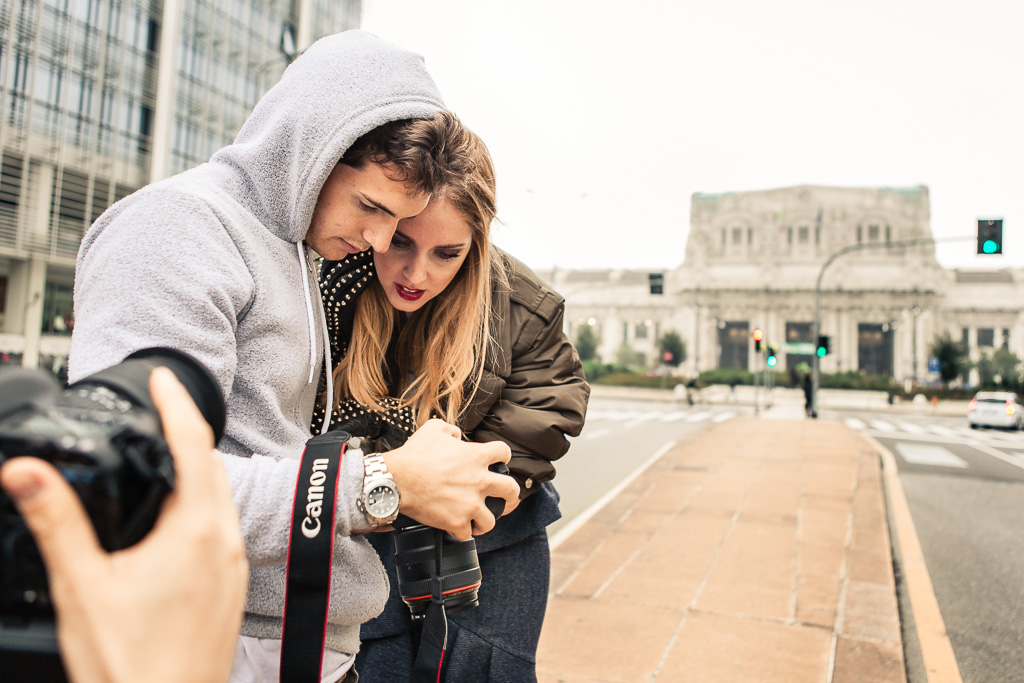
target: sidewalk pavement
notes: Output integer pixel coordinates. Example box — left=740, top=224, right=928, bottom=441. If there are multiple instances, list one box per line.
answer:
left=536, top=408, right=906, bottom=682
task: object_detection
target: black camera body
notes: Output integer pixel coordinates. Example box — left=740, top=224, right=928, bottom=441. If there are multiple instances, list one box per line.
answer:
left=0, top=348, right=225, bottom=654
left=336, top=411, right=512, bottom=620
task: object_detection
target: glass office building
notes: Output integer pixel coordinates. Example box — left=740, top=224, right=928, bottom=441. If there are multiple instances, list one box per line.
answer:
left=0, top=0, right=360, bottom=373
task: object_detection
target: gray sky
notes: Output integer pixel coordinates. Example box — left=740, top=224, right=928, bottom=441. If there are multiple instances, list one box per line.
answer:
left=361, top=0, right=1023, bottom=273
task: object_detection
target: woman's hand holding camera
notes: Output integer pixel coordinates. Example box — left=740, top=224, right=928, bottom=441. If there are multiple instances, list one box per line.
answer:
left=384, top=419, right=520, bottom=541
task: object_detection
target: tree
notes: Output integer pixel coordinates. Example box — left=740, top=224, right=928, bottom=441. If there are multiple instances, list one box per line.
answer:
left=930, top=332, right=969, bottom=387
left=574, top=324, right=599, bottom=362
left=992, top=348, right=1022, bottom=388
left=614, top=342, right=642, bottom=369
left=976, top=352, right=995, bottom=386
left=657, top=330, right=686, bottom=368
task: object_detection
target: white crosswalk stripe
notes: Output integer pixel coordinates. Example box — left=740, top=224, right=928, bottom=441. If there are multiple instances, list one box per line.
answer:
left=869, top=420, right=897, bottom=432
left=623, top=412, right=662, bottom=428
left=711, top=411, right=736, bottom=423
left=685, top=411, right=713, bottom=422
left=896, top=421, right=928, bottom=434
left=845, top=418, right=868, bottom=431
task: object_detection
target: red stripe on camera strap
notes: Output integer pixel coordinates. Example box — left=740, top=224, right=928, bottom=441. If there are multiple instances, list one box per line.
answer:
left=280, top=432, right=349, bottom=683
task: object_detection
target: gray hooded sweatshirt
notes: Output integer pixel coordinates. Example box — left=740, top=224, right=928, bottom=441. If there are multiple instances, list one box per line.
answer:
left=68, top=30, right=447, bottom=655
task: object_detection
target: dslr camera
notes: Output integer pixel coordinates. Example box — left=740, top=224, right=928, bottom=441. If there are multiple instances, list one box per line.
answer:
left=337, top=412, right=509, bottom=619
left=0, top=347, right=225, bottom=660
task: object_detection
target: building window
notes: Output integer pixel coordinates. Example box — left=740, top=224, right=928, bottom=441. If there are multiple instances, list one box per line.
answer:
left=786, top=322, right=812, bottom=343
left=732, top=227, right=742, bottom=244
left=798, top=226, right=809, bottom=244
left=886, top=225, right=892, bottom=242
left=858, top=323, right=893, bottom=377
left=868, top=224, right=880, bottom=241
left=747, top=227, right=753, bottom=245
left=718, top=322, right=750, bottom=370
left=41, top=280, right=74, bottom=335
left=1003, top=328, right=1010, bottom=349
left=856, top=225, right=862, bottom=243
left=977, top=328, right=995, bottom=348
left=962, top=328, right=970, bottom=347
left=634, top=322, right=649, bottom=340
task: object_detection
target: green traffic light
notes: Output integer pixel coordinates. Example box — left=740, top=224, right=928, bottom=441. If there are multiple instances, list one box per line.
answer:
left=817, top=347, right=826, bottom=358
left=766, top=356, right=777, bottom=367
left=983, top=239, right=998, bottom=254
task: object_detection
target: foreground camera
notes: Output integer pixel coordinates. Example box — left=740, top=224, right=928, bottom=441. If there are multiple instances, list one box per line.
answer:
left=0, top=348, right=225, bottom=656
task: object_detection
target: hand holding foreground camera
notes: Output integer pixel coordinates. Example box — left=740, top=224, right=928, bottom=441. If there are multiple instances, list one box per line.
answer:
left=0, top=368, right=248, bottom=683
left=384, top=419, right=520, bottom=541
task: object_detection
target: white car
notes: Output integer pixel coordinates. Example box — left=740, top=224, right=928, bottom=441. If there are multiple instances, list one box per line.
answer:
left=967, top=391, right=1024, bottom=430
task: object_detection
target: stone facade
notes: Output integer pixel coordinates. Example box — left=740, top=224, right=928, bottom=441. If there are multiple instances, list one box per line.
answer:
left=544, top=185, right=1020, bottom=386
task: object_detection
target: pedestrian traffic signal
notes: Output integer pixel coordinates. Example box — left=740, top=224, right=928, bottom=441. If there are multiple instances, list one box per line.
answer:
left=766, top=345, right=777, bottom=367
left=977, top=219, right=1003, bottom=255
left=753, top=328, right=763, bottom=352
left=817, top=335, right=830, bottom=357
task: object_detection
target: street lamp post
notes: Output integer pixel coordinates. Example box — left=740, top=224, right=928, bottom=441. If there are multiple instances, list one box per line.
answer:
left=812, top=237, right=966, bottom=417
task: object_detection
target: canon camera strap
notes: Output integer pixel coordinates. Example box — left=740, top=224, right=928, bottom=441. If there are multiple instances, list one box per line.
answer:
left=280, top=431, right=349, bottom=683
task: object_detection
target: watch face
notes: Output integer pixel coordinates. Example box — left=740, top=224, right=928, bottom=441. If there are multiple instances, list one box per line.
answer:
left=367, top=484, right=399, bottom=517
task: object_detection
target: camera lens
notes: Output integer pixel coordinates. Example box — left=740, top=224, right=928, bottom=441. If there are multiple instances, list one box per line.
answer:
left=393, top=525, right=482, bottom=619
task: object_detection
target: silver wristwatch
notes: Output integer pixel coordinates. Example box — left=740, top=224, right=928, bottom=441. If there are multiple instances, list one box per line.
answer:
left=357, top=453, right=401, bottom=527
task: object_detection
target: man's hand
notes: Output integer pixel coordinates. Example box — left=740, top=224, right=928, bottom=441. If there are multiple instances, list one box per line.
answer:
left=0, top=367, right=248, bottom=683
left=383, top=419, right=520, bottom=541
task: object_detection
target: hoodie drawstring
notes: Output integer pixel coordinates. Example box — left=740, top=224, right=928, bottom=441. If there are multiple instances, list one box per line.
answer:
left=297, top=242, right=333, bottom=435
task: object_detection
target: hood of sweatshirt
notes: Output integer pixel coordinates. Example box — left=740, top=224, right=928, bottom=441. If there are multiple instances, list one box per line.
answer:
left=208, top=29, right=447, bottom=244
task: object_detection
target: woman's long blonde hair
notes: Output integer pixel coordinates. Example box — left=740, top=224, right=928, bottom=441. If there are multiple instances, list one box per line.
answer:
left=332, top=130, right=507, bottom=426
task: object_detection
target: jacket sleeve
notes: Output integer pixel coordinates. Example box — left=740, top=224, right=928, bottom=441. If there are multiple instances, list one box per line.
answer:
left=469, top=290, right=590, bottom=498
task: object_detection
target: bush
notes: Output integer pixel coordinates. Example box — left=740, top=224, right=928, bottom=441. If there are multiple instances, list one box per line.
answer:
left=593, top=372, right=677, bottom=388
left=582, top=360, right=631, bottom=382
left=697, top=368, right=754, bottom=386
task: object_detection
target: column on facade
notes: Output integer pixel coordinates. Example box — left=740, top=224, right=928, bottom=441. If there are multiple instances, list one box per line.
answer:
left=150, top=0, right=183, bottom=183
left=6, top=258, right=47, bottom=368
left=600, top=311, right=621, bottom=364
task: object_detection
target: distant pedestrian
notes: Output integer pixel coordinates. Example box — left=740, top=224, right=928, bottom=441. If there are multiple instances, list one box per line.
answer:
left=729, top=377, right=738, bottom=402
left=802, top=373, right=814, bottom=416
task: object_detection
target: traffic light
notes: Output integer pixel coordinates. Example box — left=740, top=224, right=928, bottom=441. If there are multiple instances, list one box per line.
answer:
left=649, top=272, right=664, bottom=295
left=753, top=328, right=763, bottom=352
left=977, top=219, right=1003, bottom=255
left=817, top=335, right=830, bottom=358
left=766, top=345, right=777, bottom=367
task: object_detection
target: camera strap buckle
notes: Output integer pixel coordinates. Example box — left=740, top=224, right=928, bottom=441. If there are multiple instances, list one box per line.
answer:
left=280, top=431, right=349, bottom=683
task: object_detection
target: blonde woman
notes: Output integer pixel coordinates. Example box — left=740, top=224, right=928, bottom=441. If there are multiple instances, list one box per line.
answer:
left=315, top=133, right=589, bottom=681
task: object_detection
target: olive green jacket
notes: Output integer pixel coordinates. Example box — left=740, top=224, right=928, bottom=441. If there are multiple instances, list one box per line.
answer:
left=463, top=252, right=590, bottom=498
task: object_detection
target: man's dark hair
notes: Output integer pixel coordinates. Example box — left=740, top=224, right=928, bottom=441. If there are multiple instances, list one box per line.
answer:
left=341, top=111, right=472, bottom=197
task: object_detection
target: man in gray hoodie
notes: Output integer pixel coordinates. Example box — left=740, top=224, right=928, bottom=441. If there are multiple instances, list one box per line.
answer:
left=68, top=30, right=519, bottom=681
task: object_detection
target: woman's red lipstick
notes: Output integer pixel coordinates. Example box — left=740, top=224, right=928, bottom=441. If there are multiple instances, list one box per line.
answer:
left=395, top=284, right=424, bottom=302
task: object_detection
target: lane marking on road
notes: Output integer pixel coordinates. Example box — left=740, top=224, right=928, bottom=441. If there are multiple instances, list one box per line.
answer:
left=845, top=417, right=868, bottom=431
left=870, top=435, right=964, bottom=683
left=895, top=443, right=967, bottom=468
left=897, top=421, right=928, bottom=435
left=962, top=441, right=1024, bottom=473
left=623, top=412, right=661, bottom=428
left=549, top=439, right=678, bottom=552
